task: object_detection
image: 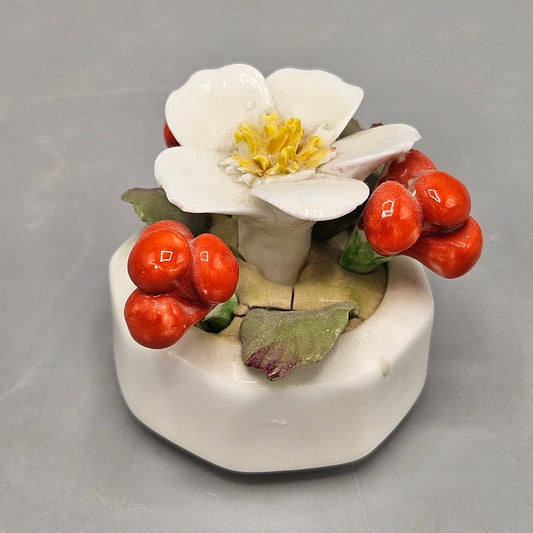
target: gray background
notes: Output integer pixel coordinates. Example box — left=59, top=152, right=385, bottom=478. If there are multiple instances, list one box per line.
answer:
left=2, top=1, right=532, bottom=531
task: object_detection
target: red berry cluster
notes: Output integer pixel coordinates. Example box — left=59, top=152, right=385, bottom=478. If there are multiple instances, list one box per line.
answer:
left=163, top=122, right=180, bottom=148
left=362, top=150, right=482, bottom=278
left=124, top=220, right=239, bottom=349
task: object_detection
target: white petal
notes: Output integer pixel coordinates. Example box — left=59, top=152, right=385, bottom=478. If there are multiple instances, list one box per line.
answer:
left=165, top=64, right=274, bottom=152
left=254, top=169, right=315, bottom=186
left=154, top=147, right=263, bottom=216
left=266, top=68, right=364, bottom=145
left=250, top=174, right=369, bottom=221
left=319, top=124, right=421, bottom=180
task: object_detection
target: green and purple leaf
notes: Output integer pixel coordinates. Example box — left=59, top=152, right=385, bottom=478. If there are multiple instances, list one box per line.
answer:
left=240, top=302, right=355, bottom=380
left=121, top=187, right=211, bottom=236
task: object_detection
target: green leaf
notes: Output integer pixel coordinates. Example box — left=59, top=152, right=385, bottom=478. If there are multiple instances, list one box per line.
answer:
left=235, top=258, right=293, bottom=311
left=203, top=294, right=239, bottom=332
left=240, top=302, right=355, bottom=380
left=293, top=262, right=387, bottom=320
left=121, top=187, right=211, bottom=236
left=339, top=226, right=392, bottom=274
left=337, top=118, right=363, bottom=139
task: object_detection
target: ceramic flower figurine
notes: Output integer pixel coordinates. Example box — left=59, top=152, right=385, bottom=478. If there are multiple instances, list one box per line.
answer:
left=111, top=64, right=482, bottom=472
left=155, top=64, right=420, bottom=284
left=120, top=62, right=482, bottom=376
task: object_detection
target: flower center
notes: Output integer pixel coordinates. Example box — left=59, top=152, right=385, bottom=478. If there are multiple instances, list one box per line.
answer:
left=231, top=112, right=332, bottom=178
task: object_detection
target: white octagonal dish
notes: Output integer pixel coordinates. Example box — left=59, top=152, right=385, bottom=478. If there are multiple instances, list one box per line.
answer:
left=110, top=233, right=433, bottom=473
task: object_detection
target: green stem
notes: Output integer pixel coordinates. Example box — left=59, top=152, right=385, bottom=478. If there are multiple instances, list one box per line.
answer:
left=339, top=226, right=392, bottom=274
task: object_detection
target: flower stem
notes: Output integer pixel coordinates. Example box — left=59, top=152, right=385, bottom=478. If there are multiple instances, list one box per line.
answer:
left=237, top=215, right=314, bottom=286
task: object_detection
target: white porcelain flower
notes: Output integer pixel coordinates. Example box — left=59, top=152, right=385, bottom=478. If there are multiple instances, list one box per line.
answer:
left=155, top=64, right=420, bottom=284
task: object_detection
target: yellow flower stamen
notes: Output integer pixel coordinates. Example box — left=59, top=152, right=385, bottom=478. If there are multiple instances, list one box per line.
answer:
left=232, top=112, right=331, bottom=178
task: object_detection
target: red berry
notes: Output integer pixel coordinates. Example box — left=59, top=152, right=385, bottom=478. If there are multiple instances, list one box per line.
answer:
left=142, top=219, right=194, bottom=242
left=380, top=149, right=436, bottom=188
left=178, top=297, right=214, bottom=325
left=128, top=225, right=192, bottom=293
left=403, top=216, right=482, bottom=278
left=412, top=170, right=471, bottom=230
left=190, top=233, right=239, bottom=304
left=124, top=290, right=188, bottom=349
left=362, top=181, right=422, bottom=256
left=164, top=122, right=180, bottom=148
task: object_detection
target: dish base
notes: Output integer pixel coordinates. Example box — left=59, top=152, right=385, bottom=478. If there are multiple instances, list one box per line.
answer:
left=110, top=234, right=434, bottom=473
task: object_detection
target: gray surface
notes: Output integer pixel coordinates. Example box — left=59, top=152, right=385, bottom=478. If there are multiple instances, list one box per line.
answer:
left=2, top=1, right=532, bottom=531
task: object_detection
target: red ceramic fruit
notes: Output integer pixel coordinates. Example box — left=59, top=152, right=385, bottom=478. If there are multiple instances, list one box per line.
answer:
left=362, top=181, right=422, bottom=256
left=177, top=297, right=214, bottom=328
left=379, top=149, right=436, bottom=188
left=190, top=233, right=240, bottom=305
left=124, top=221, right=240, bottom=349
left=141, top=219, right=194, bottom=242
left=412, top=170, right=471, bottom=230
left=124, top=290, right=189, bottom=349
left=403, top=216, right=483, bottom=278
left=127, top=225, right=192, bottom=293
left=163, top=122, right=180, bottom=148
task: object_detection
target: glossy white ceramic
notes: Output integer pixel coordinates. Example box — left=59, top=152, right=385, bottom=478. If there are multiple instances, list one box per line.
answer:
left=110, top=234, right=433, bottom=473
